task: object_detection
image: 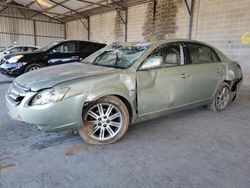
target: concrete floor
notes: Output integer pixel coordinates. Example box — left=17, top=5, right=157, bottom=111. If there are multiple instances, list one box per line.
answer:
left=0, top=74, right=250, bottom=188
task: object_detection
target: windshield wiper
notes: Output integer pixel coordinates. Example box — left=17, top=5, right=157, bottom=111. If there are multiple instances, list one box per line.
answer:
left=93, top=63, right=124, bottom=69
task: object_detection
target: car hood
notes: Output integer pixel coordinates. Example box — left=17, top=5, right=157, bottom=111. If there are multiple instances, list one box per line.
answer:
left=15, top=63, right=119, bottom=91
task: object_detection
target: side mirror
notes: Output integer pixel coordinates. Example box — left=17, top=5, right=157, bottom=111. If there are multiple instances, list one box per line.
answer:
left=140, top=56, right=163, bottom=70
left=49, top=50, right=58, bottom=54
left=4, top=51, right=10, bottom=54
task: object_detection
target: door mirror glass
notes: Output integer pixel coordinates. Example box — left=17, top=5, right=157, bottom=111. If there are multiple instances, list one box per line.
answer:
left=4, top=50, right=10, bottom=54
left=140, top=56, right=163, bottom=70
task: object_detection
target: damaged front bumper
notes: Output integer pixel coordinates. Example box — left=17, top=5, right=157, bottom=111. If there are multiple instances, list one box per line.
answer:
left=6, top=89, right=86, bottom=132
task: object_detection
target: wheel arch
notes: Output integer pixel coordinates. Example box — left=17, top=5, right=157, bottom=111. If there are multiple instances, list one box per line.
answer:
left=84, top=93, right=134, bottom=124
left=113, top=94, right=133, bottom=123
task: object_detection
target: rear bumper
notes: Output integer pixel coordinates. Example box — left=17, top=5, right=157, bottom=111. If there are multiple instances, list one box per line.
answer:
left=6, top=92, right=86, bottom=132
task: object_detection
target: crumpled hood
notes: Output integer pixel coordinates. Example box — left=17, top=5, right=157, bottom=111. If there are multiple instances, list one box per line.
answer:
left=15, top=63, right=118, bottom=91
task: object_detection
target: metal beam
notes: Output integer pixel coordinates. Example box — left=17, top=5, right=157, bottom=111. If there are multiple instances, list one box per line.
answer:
left=125, top=9, right=128, bottom=42
left=110, top=0, right=127, bottom=10
left=76, top=0, right=123, bottom=11
left=0, top=0, right=12, bottom=14
left=0, top=2, right=69, bottom=23
left=188, top=0, right=195, bottom=39
left=116, top=9, right=125, bottom=25
left=184, top=0, right=191, bottom=15
left=0, top=14, right=63, bottom=24
left=33, top=20, right=37, bottom=46
left=0, top=2, right=65, bottom=23
left=29, top=0, right=69, bottom=19
left=53, top=0, right=107, bottom=19
left=0, top=31, right=64, bottom=39
left=35, top=0, right=45, bottom=10
left=50, top=0, right=88, bottom=19
left=87, top=16, right=90, bottom=41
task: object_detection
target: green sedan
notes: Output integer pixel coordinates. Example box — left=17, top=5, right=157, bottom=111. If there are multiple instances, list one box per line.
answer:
left=6, top=39, right=243, bottom=144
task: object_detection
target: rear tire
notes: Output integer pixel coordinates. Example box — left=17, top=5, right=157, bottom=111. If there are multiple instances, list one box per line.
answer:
left=207, top=82, right=230, bottom=111
left=78, top=96, right=130, bottom=144
left=24, top=63, right=44, bottom=73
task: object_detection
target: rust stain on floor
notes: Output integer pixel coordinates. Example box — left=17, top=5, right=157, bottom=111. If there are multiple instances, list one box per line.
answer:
left=64, top=143, right=93, bottom=155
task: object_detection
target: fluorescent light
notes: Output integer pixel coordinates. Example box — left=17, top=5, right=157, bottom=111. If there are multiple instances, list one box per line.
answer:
left=36, top=0, right=53, bottom=8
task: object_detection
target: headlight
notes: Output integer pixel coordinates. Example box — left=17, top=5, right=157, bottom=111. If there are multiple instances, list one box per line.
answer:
left=30, top=88, right=70, bottom=105
left=8, top=55, right=23, bottom=63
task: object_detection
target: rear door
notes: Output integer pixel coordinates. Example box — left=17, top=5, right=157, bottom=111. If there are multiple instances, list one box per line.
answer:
left=78, top=42, right=94, bottom=60
left=78, top=42, right=106, bottom=60
left=184, top=42, right=225, bottom=103
left=137, top=43, right=192, bottom=115
left=48, top=41, right=79, bottom=65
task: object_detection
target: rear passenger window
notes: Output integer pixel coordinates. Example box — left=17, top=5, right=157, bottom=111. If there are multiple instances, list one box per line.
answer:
left=28, top=47, right=37, bottom=52
left=79, top=42, right=92, bottom=53
left=188, top=43, right=220, bottom=64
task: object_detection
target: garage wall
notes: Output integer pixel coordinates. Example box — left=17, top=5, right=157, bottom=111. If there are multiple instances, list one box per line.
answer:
left=66, top=0, right=190, bottom=43
left=127, top=3, right=148, bottom=42
left=0, top=7, right=65, bottom=49
left=0, top=16, right=35, bottom=47
left=90, top=11, right=117, bottom=44
left=66, top=20, right=88, bottom=41
left=192, top=0, right=250, bottom=76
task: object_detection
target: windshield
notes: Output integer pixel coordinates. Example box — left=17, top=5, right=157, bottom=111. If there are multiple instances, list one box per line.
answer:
left=82, top=43, right=151, bottom=69
left=36, top=42, right=59, bottom=52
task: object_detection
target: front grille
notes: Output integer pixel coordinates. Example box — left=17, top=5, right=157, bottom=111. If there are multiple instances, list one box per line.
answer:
left=7, top=82, right=30, bottom=106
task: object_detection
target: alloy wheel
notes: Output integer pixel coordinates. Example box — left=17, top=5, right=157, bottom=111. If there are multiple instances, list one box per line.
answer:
left=84, top=103, right=123, bottom=141
left=29, top=66, right=40, bottom=71
left=215, top=86, right=230, bottom=111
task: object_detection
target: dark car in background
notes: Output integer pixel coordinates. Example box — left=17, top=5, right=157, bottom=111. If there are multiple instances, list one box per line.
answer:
left=0, top=45, right=39, bottom=61
left=0, top=40, right=106, bottom=77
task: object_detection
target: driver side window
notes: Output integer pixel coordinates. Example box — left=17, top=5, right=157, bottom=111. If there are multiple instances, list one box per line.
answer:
left=9, top=47, right=20, bottom=53
left=151, top=43, right=181, bottom=67
left=53, top=42, right=76, bottom=53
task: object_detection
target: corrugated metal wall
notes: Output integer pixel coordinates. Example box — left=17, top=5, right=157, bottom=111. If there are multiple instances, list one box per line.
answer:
left=66, top=20, right=88, bottom=40
left=0, top=7, right=65, bottom=50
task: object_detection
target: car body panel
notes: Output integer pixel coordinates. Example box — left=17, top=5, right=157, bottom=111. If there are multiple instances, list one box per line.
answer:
left=188, top=63, right=225, bottom=102
left=15, top=63, right=119, bottom=91
left=137, top=65, right=192, bottom=116
left=5, top=39, right=243, bottom=132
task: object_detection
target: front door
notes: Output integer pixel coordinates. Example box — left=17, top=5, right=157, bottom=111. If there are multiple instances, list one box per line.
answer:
left=137, top=43, right=192, bottom=116
left=48, top=41, right=79, bottom=65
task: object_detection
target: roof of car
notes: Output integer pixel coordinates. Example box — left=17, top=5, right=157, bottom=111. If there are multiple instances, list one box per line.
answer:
left=113, top=38, right=217, bottom=49
left=54, top=39, right=106, bottom=44
left=10, top=45, right=40, bottom=48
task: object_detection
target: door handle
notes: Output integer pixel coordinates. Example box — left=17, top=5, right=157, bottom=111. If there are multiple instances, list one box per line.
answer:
left=71, top=56, right=79, bottom=59
left=181, top=73, right=189, bottom=78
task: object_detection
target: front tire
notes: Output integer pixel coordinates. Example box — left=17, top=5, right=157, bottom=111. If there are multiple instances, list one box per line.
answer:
left=24, top=63, right=44, bottom=73
left=208, top=82, right=230, bottom=111
left=78, top=96, right=129, bottom=144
